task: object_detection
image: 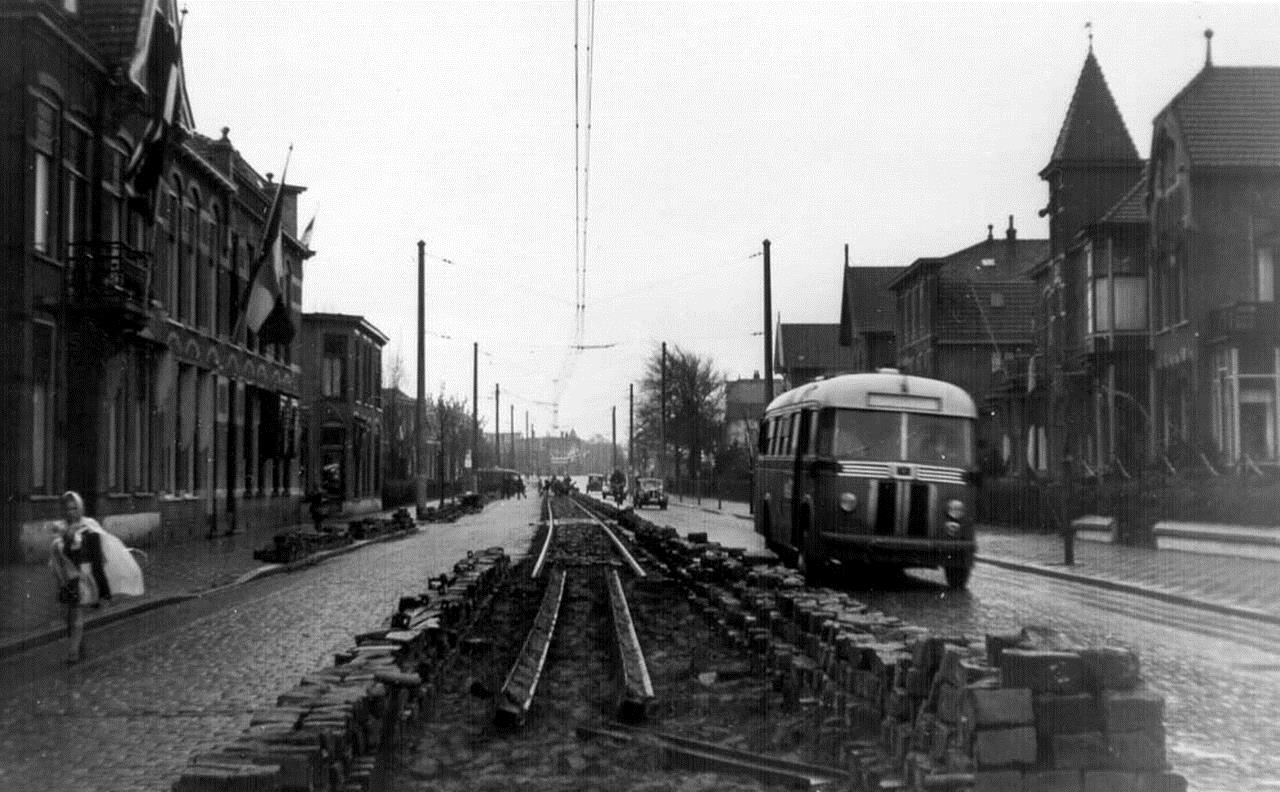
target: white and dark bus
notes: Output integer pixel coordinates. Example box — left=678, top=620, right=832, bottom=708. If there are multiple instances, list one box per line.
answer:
left=754, top=370, right=978, bottom=588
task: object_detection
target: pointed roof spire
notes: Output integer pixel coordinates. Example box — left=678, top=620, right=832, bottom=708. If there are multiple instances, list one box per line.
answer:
left=1042, top=45, right=1140, bottom=173
left=1204, top=28, right=1214, bottom=67
left=1086, top=20, right=1093, bottom=53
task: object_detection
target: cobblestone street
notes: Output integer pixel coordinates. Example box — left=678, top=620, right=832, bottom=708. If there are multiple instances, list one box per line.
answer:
left=0, top=500, right=540, bottom=792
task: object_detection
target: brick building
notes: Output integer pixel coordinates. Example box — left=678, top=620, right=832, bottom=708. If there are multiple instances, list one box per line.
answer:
left=2, top=0, right=308, bottom=561
left=774, top=323, right=859, bottom=390
left=1029, top=46, right=1149, bottom=479
left=890, top=221, right=1048, bottom=453
left=300, top=314, right=387, bottom=514
left=838, top=257, right=903, bottom=371
left=1147, top=47, right=1280, bottom=469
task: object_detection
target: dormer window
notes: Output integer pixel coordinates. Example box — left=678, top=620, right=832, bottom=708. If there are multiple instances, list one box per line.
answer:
left=62, top=0, right=77, bottom=13
left=981, top=258, right=996, bottom=268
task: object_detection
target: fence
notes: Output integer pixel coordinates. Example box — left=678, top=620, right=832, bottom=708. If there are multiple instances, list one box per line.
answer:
left=979, top=468, right=1280, bottom=544
left=665, top=476, right=752, bottom=509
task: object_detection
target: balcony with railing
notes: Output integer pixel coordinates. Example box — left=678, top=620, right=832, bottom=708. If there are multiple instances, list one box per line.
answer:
left=66, top=241, right=152, bottom=336
left=1206, top=302, right=1280, bottom=342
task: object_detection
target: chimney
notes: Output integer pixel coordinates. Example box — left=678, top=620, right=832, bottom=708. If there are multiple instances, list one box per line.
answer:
left=1006, top=215, right=1017, bottom=241
left=844, top=243, right=849, bottom=267
left=987, top=224, right=994, bottom=242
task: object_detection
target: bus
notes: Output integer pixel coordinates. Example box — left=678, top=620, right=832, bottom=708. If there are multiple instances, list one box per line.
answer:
left=754, top=370, right=978, bottom=589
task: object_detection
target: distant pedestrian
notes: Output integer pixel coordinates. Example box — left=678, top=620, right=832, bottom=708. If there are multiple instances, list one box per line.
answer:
left=48, top=491, right=144, bottom=665
left=306, top=489, right=325, bottom=532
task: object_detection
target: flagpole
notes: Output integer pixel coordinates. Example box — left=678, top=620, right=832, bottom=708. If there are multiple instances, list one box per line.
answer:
left=233, top=144, right=292, bottom=343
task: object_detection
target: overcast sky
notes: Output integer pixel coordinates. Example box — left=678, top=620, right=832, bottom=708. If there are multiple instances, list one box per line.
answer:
left=181, top=1, right=1280, bottom=440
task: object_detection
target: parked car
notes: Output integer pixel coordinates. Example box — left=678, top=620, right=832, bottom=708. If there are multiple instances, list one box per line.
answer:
left=633, top=477, right=668, bottom=510
left=586, top=474, right=604, bottom=493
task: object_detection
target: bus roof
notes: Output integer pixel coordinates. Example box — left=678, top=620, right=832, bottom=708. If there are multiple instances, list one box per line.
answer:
left=763, top=372, right=977, bottom=418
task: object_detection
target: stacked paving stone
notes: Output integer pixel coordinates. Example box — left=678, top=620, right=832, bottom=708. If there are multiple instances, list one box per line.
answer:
left=254, top=510, right=417, bottom=564
left=171, top=547, right=510, bottom=792
left=615, top=508, right=1186, bottom=792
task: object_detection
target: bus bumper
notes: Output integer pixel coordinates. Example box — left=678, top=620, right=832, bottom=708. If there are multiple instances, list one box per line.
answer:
left=817, top=534, right=975, bottom=568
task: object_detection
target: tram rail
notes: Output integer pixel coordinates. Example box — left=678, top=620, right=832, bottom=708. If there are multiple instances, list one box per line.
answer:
left=496, top=494, right=655, bottom=727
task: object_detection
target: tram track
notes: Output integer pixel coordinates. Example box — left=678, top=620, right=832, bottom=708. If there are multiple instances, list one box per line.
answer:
left=496, top=494, right=656, bottom=728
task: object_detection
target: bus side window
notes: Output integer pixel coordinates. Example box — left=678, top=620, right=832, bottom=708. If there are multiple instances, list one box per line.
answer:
left=796, top=410, right=812, bottom=456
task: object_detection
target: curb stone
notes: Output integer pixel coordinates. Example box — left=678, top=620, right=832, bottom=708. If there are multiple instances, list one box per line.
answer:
left=0, top=524, right=424, bottom=661
left=977, top=555, right=1280, bottom=627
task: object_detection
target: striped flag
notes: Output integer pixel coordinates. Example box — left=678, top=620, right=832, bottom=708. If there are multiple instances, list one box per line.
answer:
left=300, top=214, right=316, bottom=249
left=242, top=152, right=296, bottom=345
left=124, top=0, right=189, bottom=218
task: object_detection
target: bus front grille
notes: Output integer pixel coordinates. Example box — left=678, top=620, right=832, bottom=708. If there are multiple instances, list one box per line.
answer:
left=873, top=480, right=896, bottom=536
left=871, top=480, right=932, bottom=537
left=906, top=483, right=931, bottom=537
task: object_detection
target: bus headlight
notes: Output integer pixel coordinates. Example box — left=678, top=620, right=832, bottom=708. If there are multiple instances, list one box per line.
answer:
left=946, top=499, right=967, bottom=520
left=839, top=492, right=858, bottom=513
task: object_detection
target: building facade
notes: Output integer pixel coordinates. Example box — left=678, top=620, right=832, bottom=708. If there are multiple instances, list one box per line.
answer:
left=774, top=323, right=859, bottom=390
left=3, top=0, right=307, bottom=561
left=301, top=314, right=386, bottom=514
left=1029, top=47, right=1149, bottom=480
left=891, top=220, right=1048, bottom=453
left=838, top=257, right=903, bottom=371
left=1147, top=56, right=1280, bottom=469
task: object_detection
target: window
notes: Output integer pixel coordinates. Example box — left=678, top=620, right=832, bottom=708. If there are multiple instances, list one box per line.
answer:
left=63, top=121, right=89, bottom=252
left=990, top=292, right=1004, bottom=308
left=322, top=334, right=346, bottom=397
left=32, top=322, right=55, bottom=491
left=32, top=100, right=57, bottom=254
left=1091, top=276, right=1148, bottom=332
left=101, top=142, right=124, bottom=245
left=1258, top=247, right=1275, bottom=303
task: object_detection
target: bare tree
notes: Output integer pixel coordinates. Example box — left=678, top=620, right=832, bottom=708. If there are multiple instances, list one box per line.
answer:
left=635, top=344, right=724, bottom=478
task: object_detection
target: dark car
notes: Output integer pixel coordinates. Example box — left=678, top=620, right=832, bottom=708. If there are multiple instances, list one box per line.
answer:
left=633, top=477, right=668, bottom=510
left=586, top=474, right=604, bottom=493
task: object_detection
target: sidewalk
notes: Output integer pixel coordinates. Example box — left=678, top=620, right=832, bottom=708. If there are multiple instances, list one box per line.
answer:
left=668, top=497, right=1280, bottom=625
left=0, top=505, right=426, bottom=658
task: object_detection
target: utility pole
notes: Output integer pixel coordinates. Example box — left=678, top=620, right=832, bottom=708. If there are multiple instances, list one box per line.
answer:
left=471, top=342, right=478, bottom=490
left=628, top=383, right=634, bottom=476
left=415, top=240, right=426, bottom=518
left=494, top=383, right=501, bottom=469
left=611, top=405, right=617, bottom=471
left=525, top=410, right=530, bottom=472
left=510, top=404, right=516, bottom=470
left=763, top=238, right=774, bottom=404
left=660, top=342, right=667, bottom=477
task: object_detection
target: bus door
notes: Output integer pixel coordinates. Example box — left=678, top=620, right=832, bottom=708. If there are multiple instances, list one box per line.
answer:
left=789, top=409, right=813, bottom=549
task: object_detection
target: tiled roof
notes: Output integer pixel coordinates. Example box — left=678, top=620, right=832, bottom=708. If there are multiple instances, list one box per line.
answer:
left=1163, top=66, right=1280, bottom=168
left=934, top=279, right=1038, bottom=341
left=840, top=265, right=903, bottom=340
left=1045, top=50, right=1140, bottom=171
left=775, top=324, right=859, bottom=371
left=895, top=236, right=1050, bottom=287
left=1097, top=171, right=1148, bottom=225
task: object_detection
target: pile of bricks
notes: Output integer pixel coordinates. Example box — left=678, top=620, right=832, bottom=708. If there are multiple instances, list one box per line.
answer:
left=253, top=510, right=418, bottom=564
left=171, top=547, right=510, bottom=792
left=618, top=509, right=1186, bottom=792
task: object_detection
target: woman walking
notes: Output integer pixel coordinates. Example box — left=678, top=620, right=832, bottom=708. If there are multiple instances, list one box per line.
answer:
left=49, top=491, right=144, bottom=665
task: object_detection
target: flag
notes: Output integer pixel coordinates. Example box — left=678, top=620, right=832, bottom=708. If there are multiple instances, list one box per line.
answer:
left=241, top=152, right=296, bottom=346
left=300, top=214, right=315, bottom=249
left=124, top=0, right=188, bottom=219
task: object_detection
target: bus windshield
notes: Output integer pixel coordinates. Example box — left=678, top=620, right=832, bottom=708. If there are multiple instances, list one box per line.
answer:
left=819, top=409, right=973, bottom=467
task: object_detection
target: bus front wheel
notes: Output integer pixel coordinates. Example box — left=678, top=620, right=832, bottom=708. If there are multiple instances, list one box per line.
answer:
left=944, top=565, right=971, bottom=590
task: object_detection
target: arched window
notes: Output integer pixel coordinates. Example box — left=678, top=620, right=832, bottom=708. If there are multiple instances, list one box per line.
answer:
left=165, top=174, right=181, bottom=312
